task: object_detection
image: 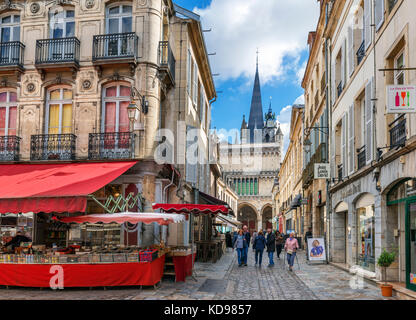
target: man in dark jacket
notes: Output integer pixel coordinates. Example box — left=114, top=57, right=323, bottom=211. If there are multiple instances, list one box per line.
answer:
left=266, top=228, right=276, bottom=267
left=241, top=225, right=251, bottom=266
left=253, top=231, right=266, bottom=267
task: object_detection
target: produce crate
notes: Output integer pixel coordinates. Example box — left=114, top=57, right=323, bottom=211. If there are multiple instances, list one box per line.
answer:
left=91, top=254, right=100, bottom=263
left=58, top=255, right=68, bottom=264
left=139, top=249, right=158, bottom=262
left=66, top=255, right=79, bottom=263
left=100, top=253, right=113, bottom=263
left=113, top=253, right=127, bottom=263
left=127, top=253, right=139, bottom=262
left=78, top=254, right=90, bottom=263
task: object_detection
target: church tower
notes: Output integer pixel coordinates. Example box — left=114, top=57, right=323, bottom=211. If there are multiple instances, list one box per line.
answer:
left=247, top=52, right=264, bottom=143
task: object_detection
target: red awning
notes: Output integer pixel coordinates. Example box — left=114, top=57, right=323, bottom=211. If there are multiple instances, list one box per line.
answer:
left=54, top=212, right=186, bottom=226
left=0, top=161, right=137, bottom=214
left=152, top=203, right=229, bottom=215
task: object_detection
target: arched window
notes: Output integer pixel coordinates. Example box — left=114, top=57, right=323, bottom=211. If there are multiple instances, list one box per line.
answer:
left=45, top=87, right=73, bottom=134
left=102, top=84, right=131, bottom=133
left=0, top=91, right=17, bottom=136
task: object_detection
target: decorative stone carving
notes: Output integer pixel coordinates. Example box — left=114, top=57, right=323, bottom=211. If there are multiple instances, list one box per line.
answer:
left=85, top=0, right=94, bottom=9
left=138, top=0, right=148, bottom=7
left=82, top=79, right=92, bottom=90
left=30, top=2, right=40, bottom=14
left=27, top=83, right=36, bottom=93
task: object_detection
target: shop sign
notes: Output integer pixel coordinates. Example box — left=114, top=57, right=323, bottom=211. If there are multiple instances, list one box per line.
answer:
left=314, top=163, right=330, bottom=179
left=307, top=237, right=327, bottom=262
left=301, top=199, right=308, bottom=205
left=387, top=85, right=416, bottom=113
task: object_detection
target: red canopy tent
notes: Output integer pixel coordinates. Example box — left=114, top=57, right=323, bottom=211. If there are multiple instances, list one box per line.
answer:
left=0, top=161, right=137, bottom=213
left=152, top=203, right=229, bottom=215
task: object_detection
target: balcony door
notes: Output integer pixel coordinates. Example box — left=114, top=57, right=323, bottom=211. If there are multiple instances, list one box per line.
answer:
left=0, top=15, right=20, bottom=64
left=102, top=84, right=131, bottom=153
left=106, top=5, right=132, bottom=57
left=48, top=9, right=75, bottom=61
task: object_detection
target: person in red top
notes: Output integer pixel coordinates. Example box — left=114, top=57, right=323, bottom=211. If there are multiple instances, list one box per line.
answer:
left=284, top=232, right=299, bottom=272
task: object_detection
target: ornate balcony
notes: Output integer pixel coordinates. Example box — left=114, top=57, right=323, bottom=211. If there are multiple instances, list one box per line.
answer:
left=0, top=41, right=25, bottom=73
left=356, top=40, right=365, bottom=65
left=389, top=116, right=406, bottom=149
left=31, top=134, right=76, bottom=161
left=88, top=132, right=135, bottom=160
left=92, top=33, right=138, bottom=71
left=357, top=146, right=366, bottom=170
left=0, top=136, right=21, bottom=161
left=158, top=41, right=176, bottom=88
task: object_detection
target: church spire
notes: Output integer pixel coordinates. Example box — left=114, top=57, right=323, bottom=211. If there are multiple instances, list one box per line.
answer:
left=247, top=50, right=264, bottom=142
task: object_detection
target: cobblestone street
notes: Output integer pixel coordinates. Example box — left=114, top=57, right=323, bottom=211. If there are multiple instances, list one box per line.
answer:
left=0, top=250, right=394, bottom=300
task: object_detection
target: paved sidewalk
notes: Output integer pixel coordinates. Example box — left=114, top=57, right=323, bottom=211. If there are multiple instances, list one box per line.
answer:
left=0, top=249, right=395, bottom=300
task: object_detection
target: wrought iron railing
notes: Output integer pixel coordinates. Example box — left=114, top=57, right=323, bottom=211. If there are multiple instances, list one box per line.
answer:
left=35, top=37, right=80, bottom=65
left=337, top=81, right=343, bottom=98
left=31, top=134, right=76, bottom=161
left=0, top=136, right=21, bottom=161
left=158, top=41, right=176, bottom=82
left=92, top=33, right=138, bottom=61
left=0, top=41, right=25, bottom=67
left=357, top=146, right=366, bottom=170
left=88, top=132, right=135, bottom=160
left=356, top=40, right=365, bottom=65
left=389, top=117, right=406, bottom=149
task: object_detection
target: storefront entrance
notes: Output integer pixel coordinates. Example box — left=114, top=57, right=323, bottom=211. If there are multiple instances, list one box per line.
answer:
left=407, top=201, right=416, bottom=291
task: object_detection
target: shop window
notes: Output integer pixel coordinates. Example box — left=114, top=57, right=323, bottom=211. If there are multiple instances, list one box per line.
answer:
left=357, top=205, right=376, bottom=272
left=387, top=179, right=416, bottom=203
left=0, top=91, right=17, bottom=136
left=45, top=87, right=73, bottom=134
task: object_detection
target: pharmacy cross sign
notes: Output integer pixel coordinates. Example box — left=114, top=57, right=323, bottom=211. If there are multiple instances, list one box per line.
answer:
left=387, top=85, right=416, bottom=113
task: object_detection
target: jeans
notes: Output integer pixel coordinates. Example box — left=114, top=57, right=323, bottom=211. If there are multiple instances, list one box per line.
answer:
left=268, top=251, right=274, bottom=265
left=255, top=250, right=263, bottom=265
left=237, top=248, right=244, bottom=265
left=287, top=252, right=296, bottom=267
left=243, top=247, right=248, bottom=264
left=276, top=244, right=282, bottom=258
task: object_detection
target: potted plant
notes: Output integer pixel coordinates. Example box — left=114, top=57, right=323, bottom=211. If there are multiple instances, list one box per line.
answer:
left=377, top=249, right=396, bottom=297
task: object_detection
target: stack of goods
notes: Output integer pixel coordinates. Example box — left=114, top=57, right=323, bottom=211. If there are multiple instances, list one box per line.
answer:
left=139, top=249, right=159, bottom=262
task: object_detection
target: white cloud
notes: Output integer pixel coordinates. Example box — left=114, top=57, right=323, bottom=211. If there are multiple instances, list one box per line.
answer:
left=195, top=0, right=320, bottom=84
left=294, top=94, right=305, bottom=105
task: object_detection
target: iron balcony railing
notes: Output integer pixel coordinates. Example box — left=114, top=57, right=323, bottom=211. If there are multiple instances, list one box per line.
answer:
left=88, top=132, right=135, bottom=160
left=337, top=81, right=343, bottom=98
left=35, top=37, right=80, bottom=65
left=31, top=134, right=76, bottom=161
left=158, top=41, right=176, bottom=82
left=92, top=33, right=138, bottom=61
left=357, top=146, right=366, bottom=170
left=357, top=40, right=365, bottom=65
left=0, top=41, right=25, bottom=67
left=389, top=116, right=406, bottom=149
left=0, top=136, right=21, bottom=161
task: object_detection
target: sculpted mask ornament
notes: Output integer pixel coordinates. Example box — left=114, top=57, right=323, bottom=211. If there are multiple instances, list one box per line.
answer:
left=30, top=2, right=40, bottom=14
left=85, top=0, right=94, bottom=9
left=27, top=83, right=36, bottom=93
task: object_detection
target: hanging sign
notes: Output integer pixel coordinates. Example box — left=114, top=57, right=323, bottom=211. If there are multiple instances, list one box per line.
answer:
left=387, top=85, right=416, bottom=113
left=314, top=163, right=330, bottom=179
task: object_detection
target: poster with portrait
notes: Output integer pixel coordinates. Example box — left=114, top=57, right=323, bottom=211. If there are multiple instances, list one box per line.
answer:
left=307, top=237, right=326, bottom=261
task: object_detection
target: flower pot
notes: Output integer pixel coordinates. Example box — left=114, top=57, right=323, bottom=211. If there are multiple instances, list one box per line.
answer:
left=380, top=284, right=393, bottom=297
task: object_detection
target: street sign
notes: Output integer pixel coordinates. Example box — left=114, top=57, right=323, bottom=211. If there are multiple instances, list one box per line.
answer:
left=387, top=85, right=416, bottom=113
left=314, top=163, right=330, bottom=179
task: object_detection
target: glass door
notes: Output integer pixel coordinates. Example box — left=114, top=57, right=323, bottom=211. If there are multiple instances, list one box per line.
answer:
left=106, top=5, right=132, bottom=57
left=0, top=15, right=20, bottom=64
left=407, top=201, right=416, bottom=291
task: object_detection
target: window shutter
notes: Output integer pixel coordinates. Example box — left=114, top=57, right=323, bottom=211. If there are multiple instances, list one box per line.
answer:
left=330, top=127, right=335, bottom=179
left=341, top=40, right=345, bottom=88
left=199, top=84, right=204, bottom=120
left=193, top=62, right=198, bottom=105
left=348, top=25, right=355, bottom=76
left=187, top=50, right=192, bottom=95
left=348, top=104, right=355, bottom=175
left=364, top=0, right=372, bottom=50
left=331, top=57, right=336, bottom=105
left=185, top=126, right=198, bottom=184
left=341, top=112, right=348, bottom=177
left=375, top=0, right=385, bottom=31
left=365, top=78, right=373, bottom=164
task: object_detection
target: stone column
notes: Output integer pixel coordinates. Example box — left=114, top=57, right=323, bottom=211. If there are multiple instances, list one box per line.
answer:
left=142, top=173, right=156, bottom=246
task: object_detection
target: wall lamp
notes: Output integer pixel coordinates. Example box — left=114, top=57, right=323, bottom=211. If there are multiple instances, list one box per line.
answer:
left=127, top=87, right=149, bottom=123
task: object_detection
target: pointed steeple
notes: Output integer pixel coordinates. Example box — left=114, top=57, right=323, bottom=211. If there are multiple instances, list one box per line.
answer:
left=241, top=115, right=247, bottom=129
left=248, top=50, right=264, bottom=142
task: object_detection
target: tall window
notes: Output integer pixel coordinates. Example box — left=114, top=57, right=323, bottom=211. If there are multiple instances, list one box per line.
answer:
left=0, top=15, right=20, bottom=63
left=102, top=84, right=131, bottom=133
left=394, top=51, right=405, bottom=85
left=0, top=91, right=17, bottom=136
left=49, top=9, right=75, bottom=38
left=106, top=5, right=132, bottom=56
left=46, top=88, right=73, bottom=134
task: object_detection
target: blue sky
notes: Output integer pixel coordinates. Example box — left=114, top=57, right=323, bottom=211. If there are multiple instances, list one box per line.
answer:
left=174, top=0, right=320, bottom=152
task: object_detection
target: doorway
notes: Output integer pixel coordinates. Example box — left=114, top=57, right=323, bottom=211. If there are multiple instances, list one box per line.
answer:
left=407, top=201, right=416, bottom=291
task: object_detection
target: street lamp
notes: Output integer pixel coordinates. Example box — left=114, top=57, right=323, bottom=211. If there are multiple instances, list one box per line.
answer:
left=127, top=87, right=149, bottom=130
left=303, top=138, right=312, bottom=154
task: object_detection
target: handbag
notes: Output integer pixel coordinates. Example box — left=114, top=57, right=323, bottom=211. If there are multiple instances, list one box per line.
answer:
left=287, top=249, right=293, bottom=255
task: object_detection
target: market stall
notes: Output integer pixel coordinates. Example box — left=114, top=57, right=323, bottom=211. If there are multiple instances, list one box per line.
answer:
left=152, top=203, right=229, bottom=281
left=0, top=212, right=185, bottom=288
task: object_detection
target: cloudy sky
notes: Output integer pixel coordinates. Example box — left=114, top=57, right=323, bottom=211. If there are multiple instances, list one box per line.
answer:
left=174, top=0, right=320, bottom=155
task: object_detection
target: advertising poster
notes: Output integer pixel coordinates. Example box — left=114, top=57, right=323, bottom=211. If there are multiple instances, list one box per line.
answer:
left=307, top=237, right=326, bottom=261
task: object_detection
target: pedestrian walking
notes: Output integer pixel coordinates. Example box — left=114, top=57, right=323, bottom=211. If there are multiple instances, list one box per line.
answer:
left=253, top=230, right=266, bottom=267
left=304, top=227, right=312, bottom=260
left=275, top=231, right=284, bottom=259
left=233, top=229, right=248, bottom=267
left=242, top=225, right=251, bottom=266
left=284, top=232, right=299, bottom=271
left=251, top=230, right=258, bottom=252
left=266, top=228, right=276, bottom=267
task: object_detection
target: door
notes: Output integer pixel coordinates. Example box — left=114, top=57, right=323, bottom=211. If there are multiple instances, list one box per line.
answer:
left=49, top=10, right=75, bottom=61
left=406, top=201, right=416, bottom=291
left=106, top=5, right=132, bottom=57
left=0, top=15, right=20, bottom=64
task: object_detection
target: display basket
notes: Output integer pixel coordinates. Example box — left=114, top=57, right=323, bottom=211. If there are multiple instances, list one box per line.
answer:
left=66, top=255, right=79, bottom=263
left=127, top=253, right=139, bottom=262
left=100, top=253, right=113, bottom=263
left=78, top=254, right=90, bottom=263
left=139, top=249, right=158, bottom=262
left=58, top=255, right=68, bottom=264
left=113, top=253, right=127, bottom=263
left=91, top=254, right=100, bottom=263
